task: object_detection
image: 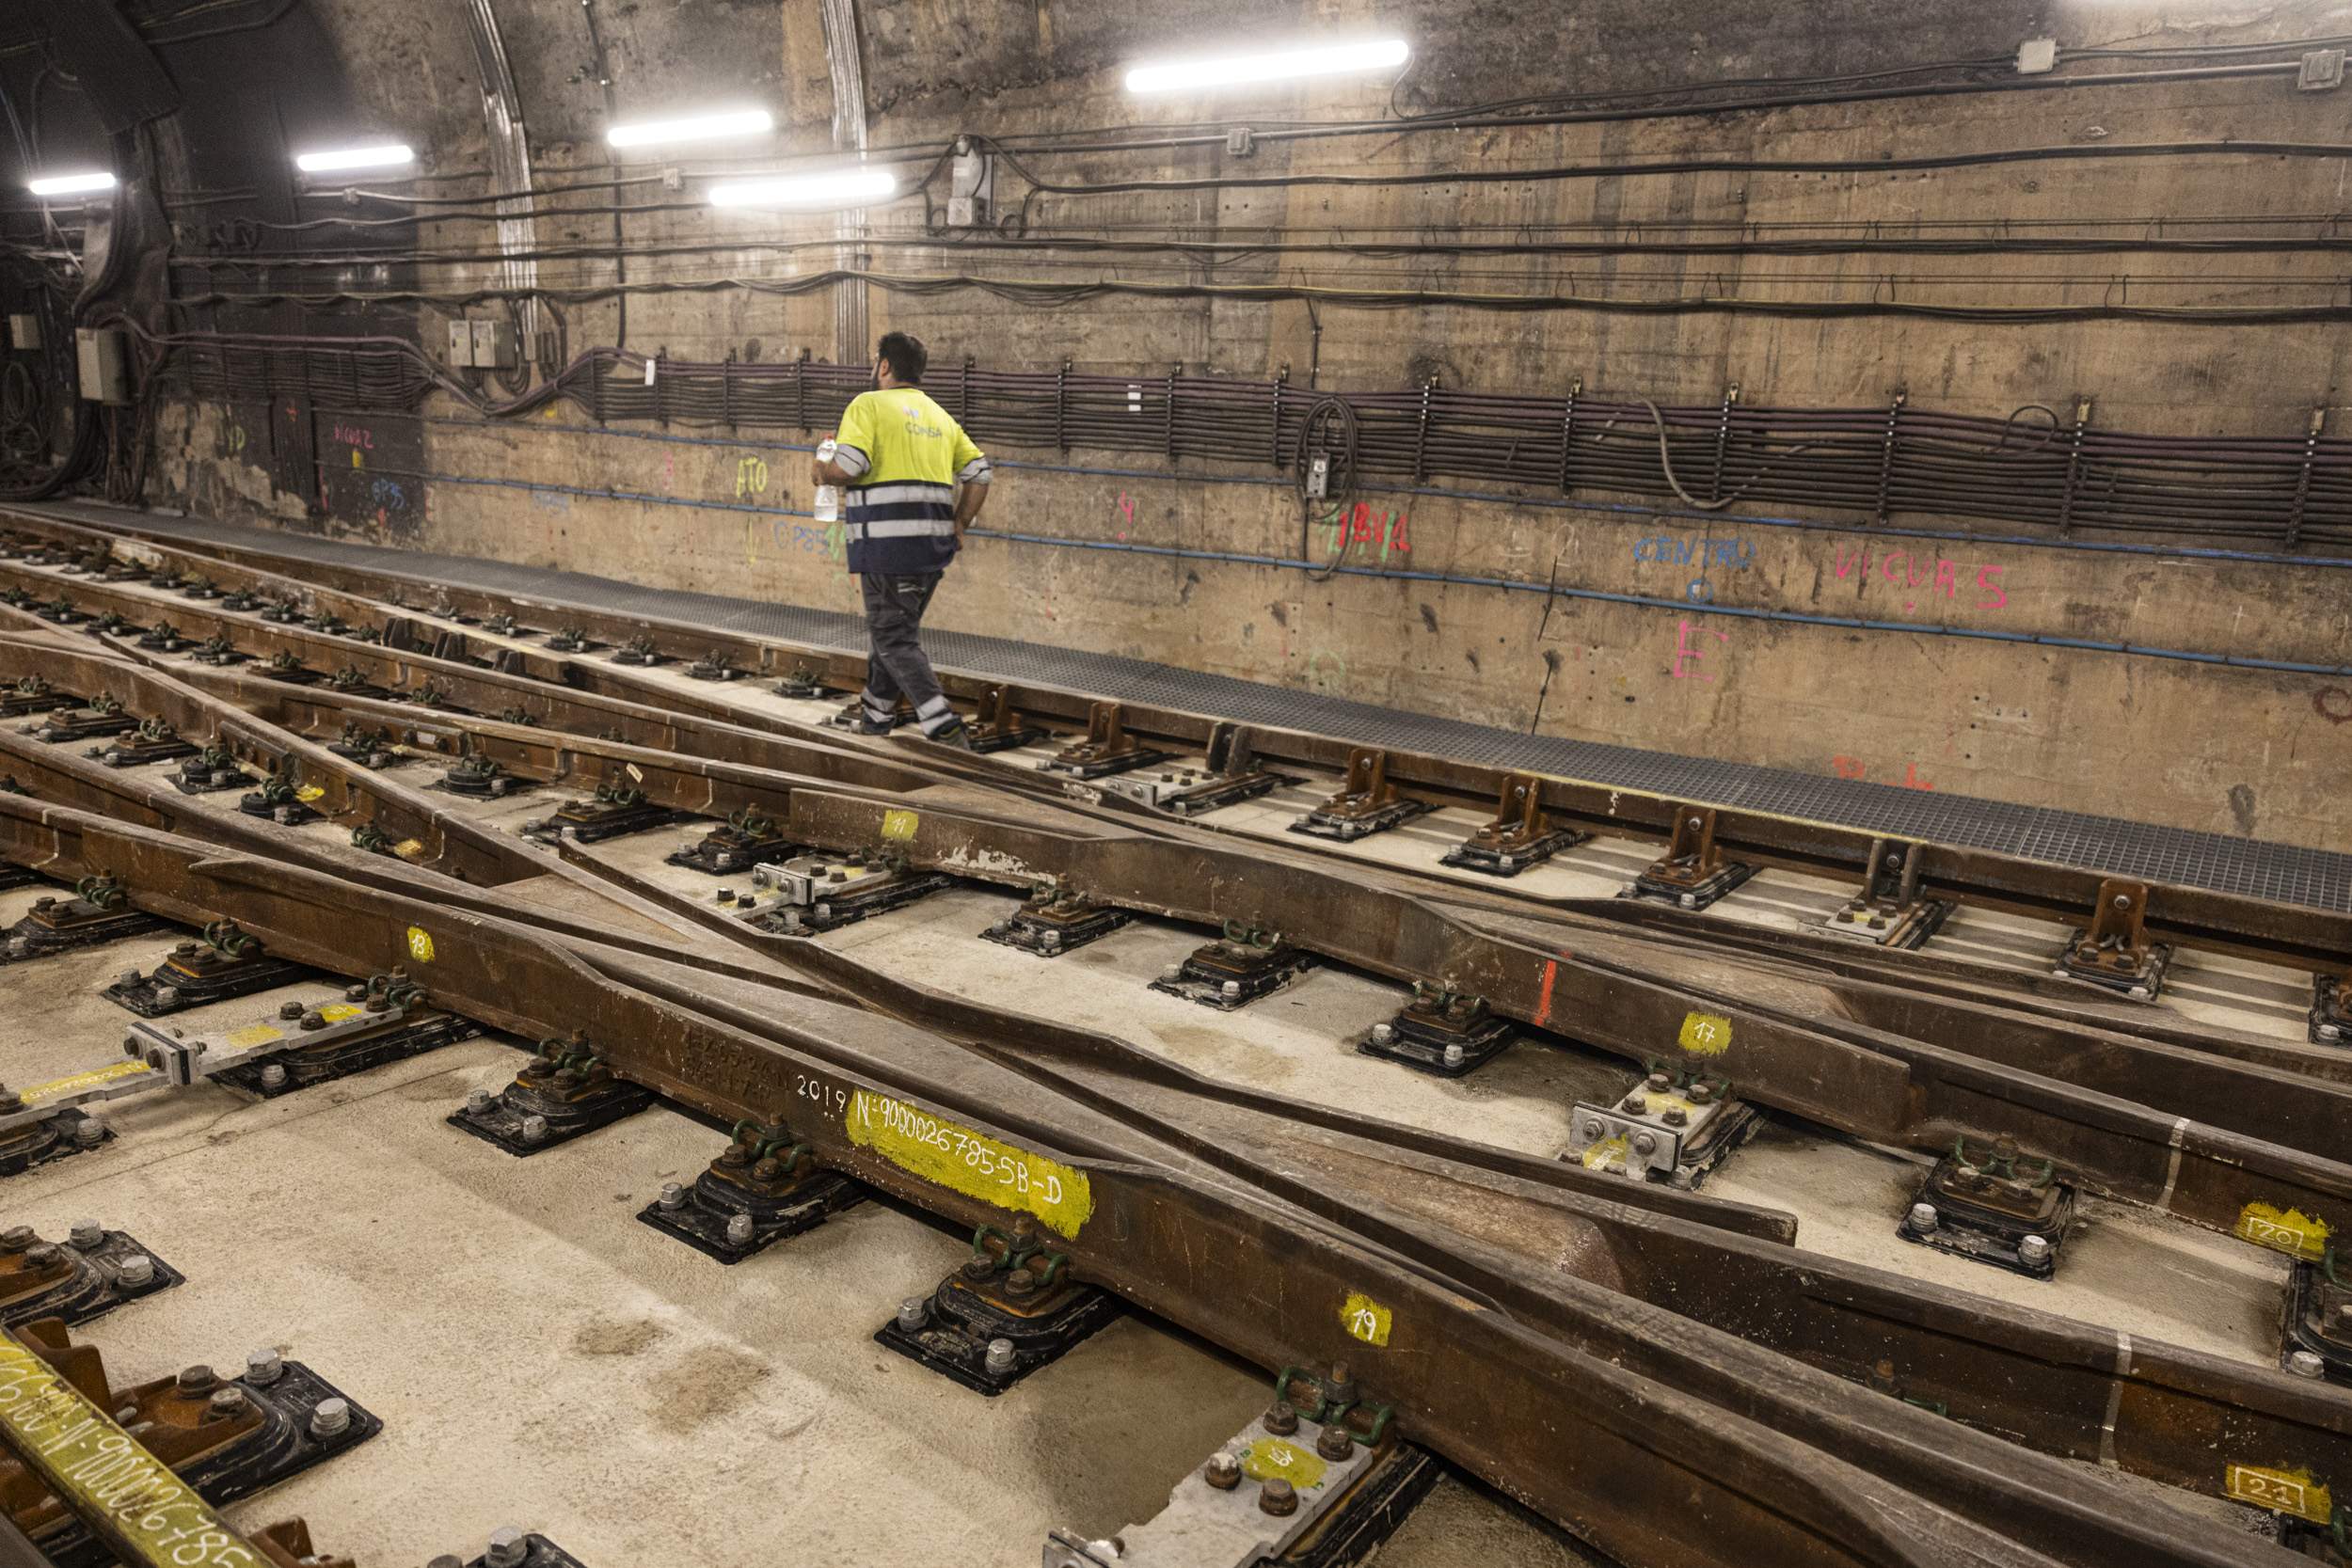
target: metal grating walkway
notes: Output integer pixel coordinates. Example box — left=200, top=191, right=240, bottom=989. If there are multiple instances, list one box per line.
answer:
left=25, top=499, right=2352, bottom=915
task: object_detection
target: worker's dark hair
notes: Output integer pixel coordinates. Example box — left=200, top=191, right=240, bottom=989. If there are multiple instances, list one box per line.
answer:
left=877, top=330, right=928, bottom=386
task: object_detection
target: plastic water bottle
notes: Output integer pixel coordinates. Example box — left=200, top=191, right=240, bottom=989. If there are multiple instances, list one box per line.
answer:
left=813, top=436, right=840, bottom=523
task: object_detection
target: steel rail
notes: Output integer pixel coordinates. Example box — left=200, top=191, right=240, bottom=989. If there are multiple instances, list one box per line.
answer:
left=0, top=798, right=2327, bottom=1568
left=12, top=507, right=2349, bottom=970
left=6, top=629, right=2348, bottom=1249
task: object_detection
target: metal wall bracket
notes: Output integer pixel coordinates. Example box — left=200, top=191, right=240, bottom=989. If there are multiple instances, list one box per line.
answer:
left=638, top=1123, right=865, bottom=1263
left=1, top=1224, right=182, bottom=1328
left=1440, top=772, right=1586, bottom=877
left=1627, top=807, right=1756, bottom=910
left=1152, top=925, right=1315, bottom=1009
left=877, top=1219, right=1120, bottom=1395
left=447, top=1033, right=654, bottom=1156
left=1042, top=702, right=1171, bottom=779
left=1899, top=1134, right=2074, bottom=1278
left=1825, top=838, right=1956, bottom=949
left=1359, top=986, right=1514, bottom=1076
left=1290, top=748, right=1429, bottom=842
left=2055, top=878, right=2170, bottom=1000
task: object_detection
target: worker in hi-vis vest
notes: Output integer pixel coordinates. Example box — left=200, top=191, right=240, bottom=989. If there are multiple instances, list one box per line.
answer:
left=810, top=330, right=993, bottom=749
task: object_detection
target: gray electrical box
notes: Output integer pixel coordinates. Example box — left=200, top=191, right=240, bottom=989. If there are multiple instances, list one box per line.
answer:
left=446, top=319, right=475, bottom=367
left=471, top=320, right=516, bottom=370
left=948, top=138, right=993, bottom=229
left=75, top=327, right=129, bottom=404
left=7, top=313, right=40, bottom=352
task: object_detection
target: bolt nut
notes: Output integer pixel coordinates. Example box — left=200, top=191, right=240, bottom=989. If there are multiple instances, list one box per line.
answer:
left=69, top=1220, right=103, bottom=1249
left=309, top=1397, right=352, bottom=1439
left=176, top=1365, right=218, bottom=1396
left=246, top=1347, right=284, bottom=1386
left=1263, top=1400, right=1298, bottom=1435
left=1631, top=1132, right=1658, bottom=1156
left=1259, top=1478, right=1298, bottom=1516
left=1621, top=1093, right=1646, bottom=1115
left=153, top=986, right=181, bottom=1008
left=0, top=1226, right=32, bottom=1253
left=518, top=1114, right=548, bottom=1145
left=1645, top=1071, right=1671, bottom=1091
left=725, top=1212, right=755, bottom=1246
left=1159, top=964, right=1184, bottom=984
left=260, top=1064, right=289, bottom=1089
left=206, top=1386, right=246, bottom=1418
left=1442, top=1042, right=1466, bottom=1068
left=1203, top=1450, right=1242, bottom=1490
left=1316, top=1420, right=1354, bottom=1460
left=466, top=1088, right=493, bottom=1115
left=1580, top=1118, right=1608, bottom=1143
left=1004, top=1266, right=1038, bottom=1297
left=658, top=1181, right=685, bottom=1211
left=1908, top=1202, right=1939, bottom=1233
left=484, top=1527, right=529, bottom=1568
left=983, top=1338, right=1017, bottom=1377
left=24, top=1243, right=61, bottom=1269
left=896, top=1296, right=927, bottom=1332
left=2322, top=1022, right=2344, bottom=1042
left=118, top=1253, right=154, bottom=1287
left=73, top=1117, right=105, bottom=1148
left=2018, top=1233, right=2053, bottom=1267
left=1220, top=979, right=1242, bottom=999
left=2289, top=1349, right=2328, bottom=1380
left=1661, top=1107, right=1688, bottom=1128
left=278, top=1001, right=305, bottom=1021
left=1370, top=1022, right=1394, bottom=1045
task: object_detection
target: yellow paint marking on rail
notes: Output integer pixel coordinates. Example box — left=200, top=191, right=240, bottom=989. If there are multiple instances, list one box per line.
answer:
left=0, top=1326, right=270, bottom=1568
left=320, top=1004, right=363, bottom=1023
left=405, top=926, right=437, bottom=963
left=846, top=1089, right=1091, bottom=1240
left=2236, top=1202, right=2330, bottom=1262
left=880, top=808, right=919, bottom=842
left=2225, top=1463, right=2332, bottom=1524
left=224, top=1024, right=282, bottom=1050
left=1678, top=1011, right=1732, bottom=1055
left=22, top=1061, right=152, bottom=1102
left=1242, top=1436, right=1327, bottom=1489
left=1341, top=1291, right=1392, bottom=1347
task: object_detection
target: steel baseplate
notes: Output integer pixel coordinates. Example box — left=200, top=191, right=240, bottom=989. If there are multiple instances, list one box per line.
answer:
left=683, top=649, right=746, bottom=682
left=451, top=1531, right=588, bottom=1568
left=1564, top=1068, right=1763, bottom=1190
left=103, top=922, right=316, bottom=1017
left=436, top=755, right=531, bottom=800
left=1041, top=701, right=1172, bottom=779
left=2310, top=972, right=2351, bottom=1048
left=745, top=851, right=952, bottom=935
left=877, top=1220, right=1120, bottom=1395
left=980, top=882, right=1132, bottom=957
left=1047, top=1366, right=1435, bottom=1568
left=0, top=1108, right=109, bottom=1178
left=772, top=666, right=829, bottom=698
left=1440, top=772, right=1589, bottom=878
left=173, top=748, right=253, bottom=795
left=13, top=1328, right=380, bottom=1568
left=0, top=1224, right=183, bottom=1327
left=610, top=636, right=664, bottom=667
left=1358, top=987, right=1514, bottom=1076
left=35, top=697, right=136, bottom=746
left=1825, top=839, right=1956, bottom=949
left=1628, top=805, right=1757, bottom=911
left=327, top=722, right=405, bottom=769
left=1290, top=747, right=1429, bottom=843
left=2053, top=878, right=2172, bottom=1001
left=666, top=810, right=799, bottom=876
left=0, top=677, right=77, bottom=720
left=1898, top=1135, right=2075, bottom=1279
left=545, top=626, right=601, bottom=654
left=637, top=1123, right=865, bottom=1263
left=237, top=781, right=322, bottom=827
left=1, top=879, right=164, bottom=964
left=96, top=719, right=199, bottom=769
left=2280, top=1252, right=2352, bottom=1384
left=521, top=784, right=684, bottom=846
left=448, top=1033, right=654, bottom=1155
left=1152, top=926, right=1315, bottom=1010
left=212, top=977, right=483, bottom=1099
left=968, top=685, right=1049, bottom=754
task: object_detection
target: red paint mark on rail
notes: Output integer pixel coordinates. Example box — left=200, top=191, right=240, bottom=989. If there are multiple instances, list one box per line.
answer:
left=1534, top=958, right=1559, bottom=1029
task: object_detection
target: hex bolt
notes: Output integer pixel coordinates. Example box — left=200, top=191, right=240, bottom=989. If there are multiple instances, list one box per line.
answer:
left=1370, top=1022, right=1394, bottom=1045
left=152, top=985, right=181, bottom=1008
left=1661, top=1107, right=1688, bottom=1129
left=24, top=1243, right=60, bottom=1269
left=814, top=902, right=834, bottom=923
left=1580, top=1118, right=1608, bottom=1144
left=1631, top=1132, right=1658, bottom=1157
left=1259, top=1478, right=1298, bottom=1516
left=343, top=985, right=367, bottom=1004
left=1203, top=1450, right=1242, bottom=1490
left=2323, top=1023, right=2344, bottom=1042
left=484, top=1527, right=529, bottom=1568
left=896, top=1296, right=928, bottom=1333
left=308, top=1397, right=352, bottom=1439
left=1, top=1225, right=36, bottom=1253
left=657, top=1181, right=686, bottom=1212
left=260, top=1064, right=289, bottom=1090
left=1263, top=1400, right=1298, bottom=1435
left=118, top=1254, right=154, bottom=1287
left=1040, top=929, right=1061, bottom=950
left=725, top=1213, right=755, bottom=1246
left=118, top=969, right=143, bottom=989
left=206, top=1387, right=246, bottom=1419
left=176, top=1365, right=218, bottom=1396
left=2018, top=1234, right=2053, bottom=1268
left=69, top=1220, right=103, bottom=1250
left=246, top=1347, right=284, bottom=1386
left=466, top=1088, right=494, bottom=1115
left=1220, top=979, right=1242, bottom=1000
left=1442, top=1042, right=1466, bottom=1069
left=2289, top=1349, right=2328, bottom=1380
left=73, top=1117, right=105, bottom=1148
left=1645, top=1070, right=1671, bottom=1092
left=299, top=1011, right=326, bottom=1032
left=1159, top=964, right=1184, bottom=985
left=1316, top=1420, right=1354, bottom=1460
left=278, top=1000, right=305, bottom=1021
left=1621, top=1093, right=1647, bottom=1116
left=1909, top=1202, right=1940, bottom=1233
left=518, top=1114, right=548, bottom=1145
left=1677, top=893, right=1698, bottom=910
left=983, top=1338, right=1017, bottom=1378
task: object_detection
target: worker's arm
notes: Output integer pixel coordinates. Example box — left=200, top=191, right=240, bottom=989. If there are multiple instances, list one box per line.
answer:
left=951, top=440, right=993, bottom=542
left=952, top=476, right=991, bottom=541
left=815, top=399, right=875, bottom=488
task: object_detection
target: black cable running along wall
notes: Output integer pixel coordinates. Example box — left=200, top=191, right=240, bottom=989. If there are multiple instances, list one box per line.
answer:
left=162, top=336, right=2352, bottom=554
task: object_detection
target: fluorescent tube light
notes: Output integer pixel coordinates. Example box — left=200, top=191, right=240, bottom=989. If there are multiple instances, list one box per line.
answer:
left=608, top=108, right=774, bottom=150
left=1124, top=38, right=1409, bottom=94
left=26, top=171, right=115, bottom=198
left=708, top=169, right=898, bottom=209
left=294, top=143, right=416, bottom=174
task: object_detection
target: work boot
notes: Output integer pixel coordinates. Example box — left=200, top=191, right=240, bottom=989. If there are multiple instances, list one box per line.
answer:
left=926, top=719, right=976, bottom=752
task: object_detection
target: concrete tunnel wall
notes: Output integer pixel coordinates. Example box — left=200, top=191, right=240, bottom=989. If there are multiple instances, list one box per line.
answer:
left=102, top=0, right=2352, bottom=847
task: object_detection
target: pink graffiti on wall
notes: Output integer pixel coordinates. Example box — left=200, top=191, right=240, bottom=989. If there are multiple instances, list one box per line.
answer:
left=1672, top=619, right=1727, bottom=680
left=1833, top=543, right=2007, bottom=612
